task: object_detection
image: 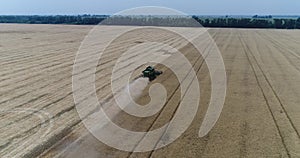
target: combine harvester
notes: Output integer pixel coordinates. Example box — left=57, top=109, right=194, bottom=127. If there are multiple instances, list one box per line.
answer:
left=140, top=66, right=163, bottom=81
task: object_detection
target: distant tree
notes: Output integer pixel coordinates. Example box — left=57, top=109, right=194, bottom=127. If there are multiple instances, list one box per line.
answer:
left=204, top=19, right=210, bottom=26
left=274, top=19, right=283, bottom=29
left=282, top=19, right=296, bottom=29
left=296, top=18, right=300, bottom=29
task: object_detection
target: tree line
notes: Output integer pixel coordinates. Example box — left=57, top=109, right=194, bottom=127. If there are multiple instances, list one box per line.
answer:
left=0, top=15, right=107, bottom=25
left=192, top=16, right=300, bottom=29
left=0, top=15, right=299, bottom=29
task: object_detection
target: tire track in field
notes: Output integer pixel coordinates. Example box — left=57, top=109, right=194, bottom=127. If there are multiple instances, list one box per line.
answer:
left=252, top=31, right=300, bottom=138
left=256, top=31, right=300, bottom=72
left=127, top=30, right=220, bottom=157
left=238, top=31, right=300, bottom=157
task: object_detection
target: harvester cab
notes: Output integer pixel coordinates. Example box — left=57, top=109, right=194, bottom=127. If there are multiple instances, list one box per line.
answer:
left=141, top=66, right=163, bottom=81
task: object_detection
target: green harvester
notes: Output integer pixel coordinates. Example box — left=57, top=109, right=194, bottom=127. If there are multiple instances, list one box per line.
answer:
left=141, top=66, right=163, bottom=81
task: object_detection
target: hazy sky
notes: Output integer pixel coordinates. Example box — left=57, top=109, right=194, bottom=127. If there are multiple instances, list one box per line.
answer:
left=1, top=0, right=300, bottom=15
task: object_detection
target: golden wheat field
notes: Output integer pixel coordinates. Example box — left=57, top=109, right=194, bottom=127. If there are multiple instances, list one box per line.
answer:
left=0, top=24, right=300, bottom=158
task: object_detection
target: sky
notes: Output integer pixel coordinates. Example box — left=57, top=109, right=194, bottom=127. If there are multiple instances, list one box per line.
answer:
left=0, top=0, right=300, bottom=15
